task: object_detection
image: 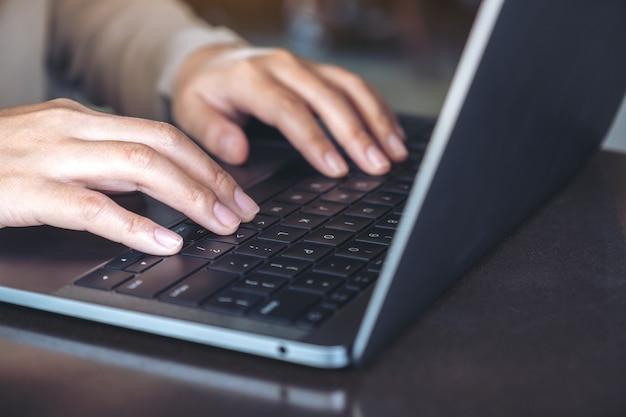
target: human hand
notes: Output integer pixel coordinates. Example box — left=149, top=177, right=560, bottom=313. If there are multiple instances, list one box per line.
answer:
left=0, top=99, right=259, bottom=255
left=171, top=45, right=408, bottom=177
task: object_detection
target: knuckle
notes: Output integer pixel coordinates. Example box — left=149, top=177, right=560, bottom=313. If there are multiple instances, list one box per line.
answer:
left=326, top=64, right=370, bottom=90
left=75, top=192, right=111, bottom=224
left=268, top=48, right=299, bottom=64
left=123, top=143, right=159, bottom=172
left=207, top=166, right=232, bottom=191
left=372, top=112, right=393, bottom=131
left=47, top=97, right=83, bottom=109
left=185, top=182, right=209, bottom=207
left=39, top=99, right=89, bottom=124
left=120, top=213, right=147, bottom=239
left=343, top=72, right=369, bottom=90
left=274, top=92, right=305, bottom=116
left=151, top=121, right=186, bottom=151
left=343, top=122, right=371, bottom=145
left=319, top=87, right=349, bottom=109
left=234, top=58, right=264, bottom=80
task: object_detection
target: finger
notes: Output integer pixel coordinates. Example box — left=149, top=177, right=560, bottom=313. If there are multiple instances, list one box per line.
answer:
left=31, top=182, right=184, bottom=255
left=172, top=92, right=250, bottom=165
left=56, top=113, right=259, bottom=223
left=225, top=73, right=350, bottom=177
left=49, top=139, right=257, bottom=235
left=266, top=53, right=393, bottom=175
left=315, top=64, right=408, bottom=162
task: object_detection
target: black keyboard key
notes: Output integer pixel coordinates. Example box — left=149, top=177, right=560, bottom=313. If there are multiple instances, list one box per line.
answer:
left=335, top=240, right=385, bottom=261
left=301, top=201, right=344, bottom=217
left=202, top=228, right=257, bottom=245
left=209, top=254, right=262, bottom=275
left=324, top=215, right=371, bottom=233
left=340, top=177, right=383, bottom=192
left=245, top=174, right=297, bottom=204
left=304, top=228, right=353, bottom=247
left=344, top=203, right=390, bottom=220
left=280, top=212, right=327, bottom=230
left=281, top=242, right=333, bottom=262
left=382, top=179, right=412, bottom=195
left=376, top=214, right=401, bottom=230
left=313, top=256, right=365, bottom=277
left=290, top=273, right=344, bottom=295
left=241, top=214, right=279, bottom=231
left=259, top=201, right=299, bottom=218
left=320, top=189, right=363, bottom=204
left=395, top=167, right=418, bottom=182
left=160, top=270, right=237, bottom=307
left=205, top=289, right=264, bottom=315
left=295, top=178, right=337, bottom=193
left=233, top=238, right=286, bottom=258
left=76, top=269, right=134, bottom=291
left=368, top=255, right=386, bottom=272
left=182, top=240, right=234, bottom=260
left=274, top=189, right=317, bottom=205
left=346, top=271, right=379, bottom=290
left=405, top=139, right=424, bottom=154
left=363, top=191, right=406, bottom=207
left=117, top=256, right=208, bottom=299
left=105, top=251, right=144, bottom=270
left=323, top=286, right=358, bottom=309
left=258, top=225, right=308, bottom=243
left=256, top=257, right=311, bottom=278
left=171, top=222, right=208, bottom=243
left=251, top=289, right=320, bottom=324
left=124, top=256, right=162, bottom=273
left=356, top=227, right=395, bottom=246
left=231, top=273, right=288, bottom=296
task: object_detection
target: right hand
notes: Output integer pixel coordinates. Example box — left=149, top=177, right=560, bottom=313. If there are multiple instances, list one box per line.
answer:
left=0, top=99, right=259, bottom=255
left=171, top=46, right=408, bottom=178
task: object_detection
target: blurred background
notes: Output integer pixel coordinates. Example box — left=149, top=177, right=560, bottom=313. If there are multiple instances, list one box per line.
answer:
left=184, top=0, right=480, bottom=117
left=182, top=0, right=626, bottom=150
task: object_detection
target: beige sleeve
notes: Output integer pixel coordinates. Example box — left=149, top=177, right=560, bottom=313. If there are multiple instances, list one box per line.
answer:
left=48, top=0, right=246, bottom=120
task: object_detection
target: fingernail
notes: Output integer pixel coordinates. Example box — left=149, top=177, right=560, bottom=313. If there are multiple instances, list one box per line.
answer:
left=324, top=151, right=349, bottom=177
left=234, top=187, right=259, bottom=215
left=213, top=201, right=240, bottom=228
left=367, top=146, right=391, bottom=172
left=388, top=134, right=408, bottom=160
left=154, top=228, right=183, bottom=251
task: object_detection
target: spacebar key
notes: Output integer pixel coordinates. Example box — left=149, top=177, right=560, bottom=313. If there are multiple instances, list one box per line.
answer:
left=250, top=289, right=320, bottom=325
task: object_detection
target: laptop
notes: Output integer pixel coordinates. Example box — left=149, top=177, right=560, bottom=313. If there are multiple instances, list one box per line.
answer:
left=1, top=0, right=625, bottom=368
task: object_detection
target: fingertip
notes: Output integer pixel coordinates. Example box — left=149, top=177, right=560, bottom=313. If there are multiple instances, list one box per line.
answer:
left=387, top=133, right=409, bottom=162
left=234, top=187, right=260, bottom=219
left=153, top=227, right=184, bottom=254
left=216, top=130, right=249, bottom=165
left=213, top=201, right=241, bottom=231
left=323, top=151, right=349, bottom=177
left=365, top=146, right=391, bottom=175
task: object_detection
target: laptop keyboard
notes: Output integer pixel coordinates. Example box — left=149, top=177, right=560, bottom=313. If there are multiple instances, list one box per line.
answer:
left=75, top=138, right=426, bottom=330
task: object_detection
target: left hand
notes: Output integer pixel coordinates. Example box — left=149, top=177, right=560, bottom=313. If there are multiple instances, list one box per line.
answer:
left=171, top=45, right=408, bottom=178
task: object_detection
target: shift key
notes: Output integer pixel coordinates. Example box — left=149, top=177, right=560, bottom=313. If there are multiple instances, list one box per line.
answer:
left=117, top=256, right=208, bottom=299
left=250, top=289, right=320, bottom=325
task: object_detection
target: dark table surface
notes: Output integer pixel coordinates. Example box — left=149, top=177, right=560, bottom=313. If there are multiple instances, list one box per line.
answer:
left=2, top=151, right=626, bottom=417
